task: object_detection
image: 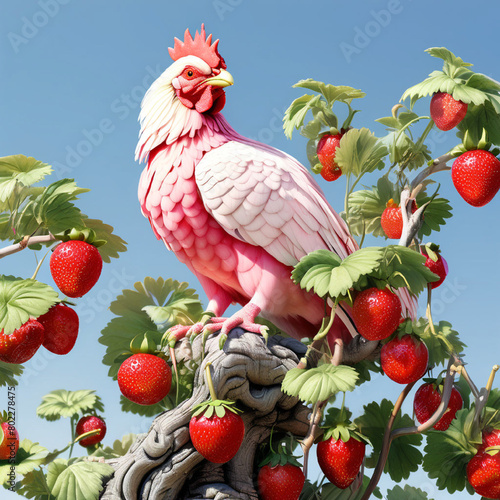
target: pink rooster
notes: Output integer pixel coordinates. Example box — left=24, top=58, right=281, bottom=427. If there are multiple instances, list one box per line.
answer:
left=137, top=26, right=413, bottom=345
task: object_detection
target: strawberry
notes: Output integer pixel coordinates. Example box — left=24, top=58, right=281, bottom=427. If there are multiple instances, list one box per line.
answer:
left=380, top=199, right=418, bottom=239
left=0, top=421, right=19, bottom=460
left=189, top=403, right=245, bottom=463
left=37, top=303, right=79, bottom=355
left=352, top=287, right=402, bottom=341
left=482, top=429, right=500, bottom=450
left=50, top=240, right=103, bottom=298
left=117, top=353, right=172, bottom=406
left=452, top=150, right=500, bottom=207
left=430, top=92, right=468, bottom=131
left=258, top=463, right=305, bottom=500
left=467, top=450, right=500, bottom=499
left=0, top=319, right=45, bottom=364
left=420, top=244, right=448, bottom=289
left=76, top=415, right=107, bottom=447
left=380, top=334, right=428, bottom=384
left=317, top=133, right=343, bottom=182
left=317, top=436, right=365, bottom=489
left=413, top=382, right=463, bottom=431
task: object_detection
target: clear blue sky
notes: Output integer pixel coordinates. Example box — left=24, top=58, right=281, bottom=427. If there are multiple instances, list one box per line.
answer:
left=1, top=1, right=499, bottom=498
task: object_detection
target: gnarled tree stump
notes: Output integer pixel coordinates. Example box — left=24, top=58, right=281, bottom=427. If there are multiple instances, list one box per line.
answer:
left=100, top=329, right=311, bottom=500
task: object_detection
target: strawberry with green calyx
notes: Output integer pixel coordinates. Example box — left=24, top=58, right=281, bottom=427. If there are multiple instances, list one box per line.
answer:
left=352, top=286, right=402, bottom=341
left=413, top=378, right=463, bottom=431
left=75, top=415, right=107, bottom=447
left=452, top=149, right=500, bottom=207
left=420, top=243, right=448, bottom=289
left=189, top=363, right=244, bottom=464
left=257, top=433, right=305, bottom=500
left=38, top=303, right=79, bottom=355
left=316, top=406, right=369, bottom=490
left=380, top=331, right=429, bottom=384
left=430, top=92, right=468, bottom=131
left=50, top=227, right=106, bottom=298
left=0, top=413, right=19, bottom=460
left=380, top=198, right=418, bottom=239
left=0, top=318, right=45, bottom=364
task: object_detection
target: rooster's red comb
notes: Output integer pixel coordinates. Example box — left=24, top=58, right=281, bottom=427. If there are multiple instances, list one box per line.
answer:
left=168, top=24, right=226, bottom=70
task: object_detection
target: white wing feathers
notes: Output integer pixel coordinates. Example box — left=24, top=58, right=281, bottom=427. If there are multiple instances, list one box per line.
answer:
left=195, top=140, right=357, bottom=266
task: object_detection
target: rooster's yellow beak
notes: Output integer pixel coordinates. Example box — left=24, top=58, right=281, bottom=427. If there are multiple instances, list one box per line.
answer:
left=204, top=69, right=234, bottom=88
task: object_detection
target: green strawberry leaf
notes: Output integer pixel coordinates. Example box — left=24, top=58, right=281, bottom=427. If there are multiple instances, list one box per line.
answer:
left=0, top=361, right=23, bottom=387
left=422, top=409, right=476, bottom=494
left=292, top=247, right=384, bottom=300
left=386, top=484, right=433, bottom=500
left=0, top=276, right=59, bottom=335
left=99, top=277, right=202, bottom=379
left=46, top=459, right=114, bottom=500
left=79, top=217, right=127, bottom=263
left=0, top=439, right=49, bottom=485
left=415, top=193, right=453, bottom=238
left=412, top=319, right=466, bottom=368
left=284, top=94, right=324, bottom=139
left=0, top=155, right=52, bottom=203
left=119, top=394, right=168, bottom=417
left=334, top=128, right=387, bottom=177
left=281, top=365, right=358, bottom=404
left=307, top=475, right=382, bottom=499
left=92, top=433, right=136, bottom=459
left=370, top=246, right=439, bottom=295
left=31, top=179, right=88, bottom=235
left=36, top=390, right=104, bottom=421
left=456, top=100, right=500, bottom=148
left=354, top=399, right=423, bottom=482
left=17, top=468, right=55, bottom=499
left=347, top=175, right=396, bottom=238
left=293, top=80, right=366, bottom=107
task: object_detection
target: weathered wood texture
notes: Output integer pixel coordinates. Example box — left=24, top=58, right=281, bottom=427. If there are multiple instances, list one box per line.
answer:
left=100, top=329, right=310, bottom=500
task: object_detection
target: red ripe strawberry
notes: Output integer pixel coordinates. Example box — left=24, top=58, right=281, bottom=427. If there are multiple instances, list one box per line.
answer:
left=0, top=422, right=19, bottom=460
left=452, top=150, right=500, bottom=207
left=421, top=245, right=448, bottom=289
left=117, top=353, right=172, bottom=405
left=76, top=415, right=107, bottom=447
left=430, top=92, right=468, bottom=131
left=0, top=319, right=45, bottom=364
left=467, top=450, right=500, bottom=498
left=258, top=463, right=305, bottom=500
left=380, top=199, right=418, bottom=239
left=380, top=334, right=429, bottom=384
left=189, top=407, right=244, bottom=463
left=317, top=133, right=343, bottom=182
left=413, top=383, right=463, bottom=431
left=50, top=240, right=103, bottom=298
left=37, top=303, right=79, bottom=355
left=317, top=436, right=365, bottom=489
left=352, top=287, right=402, bottom=341
left=482, top=429, right=500, bottom=450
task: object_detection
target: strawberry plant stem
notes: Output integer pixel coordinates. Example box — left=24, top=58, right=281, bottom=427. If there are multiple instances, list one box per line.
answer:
left=362, top=355, right=459, bottom=500
left=0, top=234, right=56, bottom=259
left=204, top=362, right=218, bottom=402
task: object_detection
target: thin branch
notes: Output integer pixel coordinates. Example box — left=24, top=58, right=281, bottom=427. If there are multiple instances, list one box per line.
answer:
left=361, top=356, right=459, bottom=500
left=360, top=381, right=416, bottom=500
left=0, top=234, right=56, bottom=259
left=410, top=153, right=453, bottom=191
left=392, top=356, right=458, bottom=438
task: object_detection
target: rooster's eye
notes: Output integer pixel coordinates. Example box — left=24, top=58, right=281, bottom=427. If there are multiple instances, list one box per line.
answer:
left=186, top=70, right=194, bottom=78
